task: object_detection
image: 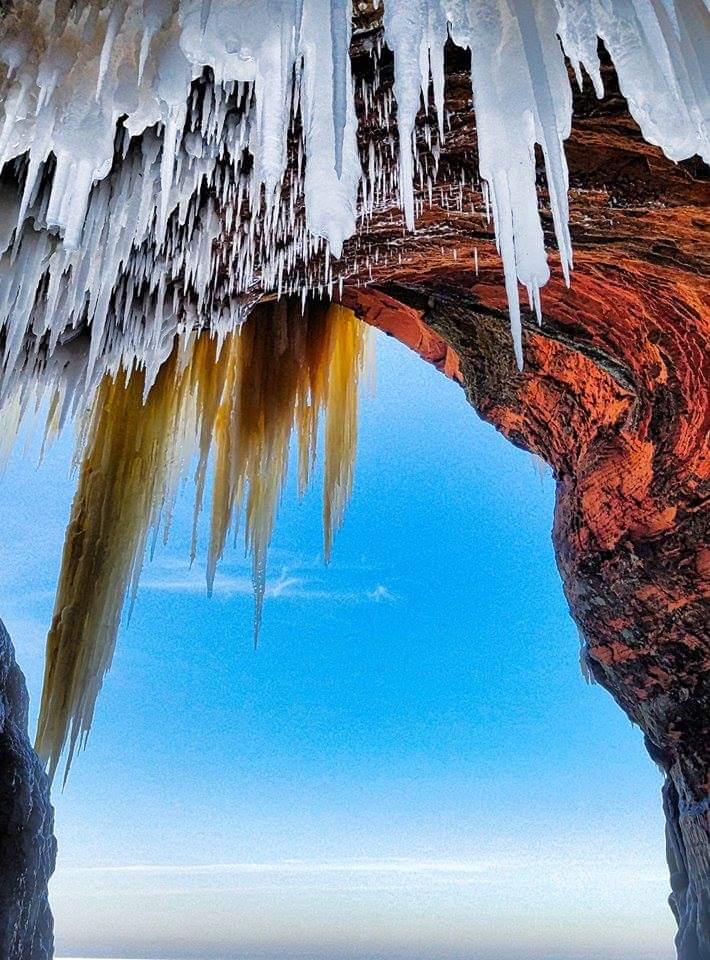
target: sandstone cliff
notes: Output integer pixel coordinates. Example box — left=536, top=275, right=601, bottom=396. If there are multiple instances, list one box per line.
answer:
left=341, top=36, right=709, bottom=959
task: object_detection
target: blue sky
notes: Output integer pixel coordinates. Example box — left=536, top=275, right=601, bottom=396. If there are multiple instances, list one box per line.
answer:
left=0, top=329, right=673, bottom=960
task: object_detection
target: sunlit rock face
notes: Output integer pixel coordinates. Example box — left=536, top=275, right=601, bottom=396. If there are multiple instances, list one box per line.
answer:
left=0, top=1, right=708, bottom=959
left=343, top=50, right=709, bottom=957
left=0, top=620, right=56, bottom=960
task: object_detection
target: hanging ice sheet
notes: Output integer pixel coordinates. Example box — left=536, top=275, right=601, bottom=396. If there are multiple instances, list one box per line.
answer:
left=0, top=0, right=706, bottom=380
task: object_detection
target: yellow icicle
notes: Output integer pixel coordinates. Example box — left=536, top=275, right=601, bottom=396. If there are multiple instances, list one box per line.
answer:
left=34, top=300, right=371, bottom=782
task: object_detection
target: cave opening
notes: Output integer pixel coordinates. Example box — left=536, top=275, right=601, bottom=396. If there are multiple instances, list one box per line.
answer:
left=0, top=1, right=706, bottom=957
left=0, top=304, right=675, bottom=959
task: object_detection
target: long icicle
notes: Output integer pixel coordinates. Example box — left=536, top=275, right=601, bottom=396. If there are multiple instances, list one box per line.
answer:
left=35, top=301, right=371, bottom=782
left=35, top=344, right=200, bottom=784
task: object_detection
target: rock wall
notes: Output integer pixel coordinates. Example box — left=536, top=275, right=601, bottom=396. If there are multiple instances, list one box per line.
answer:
left=348, top=278, right=709, bottom=957
left=337, top=26, right=710, bottom=955
left=338, top=29, right=710, bottom=958
left=0, top=13, right=706, bottom=959
left=0, top=621, right=56, bottom=960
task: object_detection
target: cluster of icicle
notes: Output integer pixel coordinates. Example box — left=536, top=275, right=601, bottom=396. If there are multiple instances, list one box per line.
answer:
left=35, top=300, right=370, bottom=783
left=0, top=0, right=706, bottom=382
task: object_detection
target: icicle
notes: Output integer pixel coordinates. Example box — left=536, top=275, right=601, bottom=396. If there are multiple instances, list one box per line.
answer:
left=383, top=0, right=427, bottom=230
left=330, top=0, right=352, bottom=178
left=96, top=3, right=124, bottom=101
left=32, top=299, right=370, bottom=782
left=0, top=0, right=706, bottom=381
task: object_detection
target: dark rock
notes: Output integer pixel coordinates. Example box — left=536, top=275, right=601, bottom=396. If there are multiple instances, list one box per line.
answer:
left=665, top=780, right=710, bottom=960
left=0, top=621, right=56, bottom=960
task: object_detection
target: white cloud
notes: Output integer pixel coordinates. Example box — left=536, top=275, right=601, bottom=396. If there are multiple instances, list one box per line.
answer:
left=367, top=585, right=398, bottom=603
left=140, top=561, right=395, bottom=606
left=60, top=856, right=507, bottom=878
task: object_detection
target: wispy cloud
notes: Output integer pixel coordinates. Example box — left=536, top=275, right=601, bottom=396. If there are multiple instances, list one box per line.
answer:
left=55, top=853, right=670, bottom=902
left=367, top=585, right=397, bottom=603
left=140, top=563, right=397, bottom=606
left=60, top=857, right=505, bottom=878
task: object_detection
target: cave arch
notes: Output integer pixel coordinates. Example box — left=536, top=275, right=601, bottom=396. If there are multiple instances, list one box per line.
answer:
left=2, top=262, right=706, bottom=954
left=343, top=261, right=709, bottom=957
left=0, top=6, right=707, bottom=956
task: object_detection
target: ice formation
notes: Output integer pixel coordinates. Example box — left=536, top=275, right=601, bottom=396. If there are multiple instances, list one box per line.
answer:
left=0, top=0, right=707, bottom=779
left=0, top=0, right=706, bottom=380
left=35, top=301, right=370, bottom=782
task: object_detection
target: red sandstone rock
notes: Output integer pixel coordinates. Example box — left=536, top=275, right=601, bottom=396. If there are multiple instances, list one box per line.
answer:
left=342, top=27, right=709, bottom=957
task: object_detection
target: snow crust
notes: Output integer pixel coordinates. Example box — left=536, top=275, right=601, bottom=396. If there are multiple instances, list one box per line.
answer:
left=0, top=0, right=707, bottom=378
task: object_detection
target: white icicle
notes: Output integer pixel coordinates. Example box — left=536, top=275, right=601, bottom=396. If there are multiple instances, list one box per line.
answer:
left=0, top=0, right=705, bottom=384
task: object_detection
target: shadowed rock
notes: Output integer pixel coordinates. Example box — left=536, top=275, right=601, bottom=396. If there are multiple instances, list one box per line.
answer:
left=0, top=621, right=56, bottom=960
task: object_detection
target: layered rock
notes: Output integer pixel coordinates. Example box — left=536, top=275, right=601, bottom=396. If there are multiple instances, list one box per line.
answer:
left=342, top=43, right=709, bottom=959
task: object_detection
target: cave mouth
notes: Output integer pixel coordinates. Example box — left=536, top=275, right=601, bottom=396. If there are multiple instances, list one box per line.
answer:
left=0, top=307, right=680, bottom=960
left=0, top=1, right=707, bottom=957
left=0, top=180, right=707, bottom=957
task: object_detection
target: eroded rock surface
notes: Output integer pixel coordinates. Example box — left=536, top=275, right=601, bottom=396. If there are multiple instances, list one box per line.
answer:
left=342, top=46, right=709, bottom=956
left=0, top=621, right=56, bottom=960
left=0, top=11, right=706, bottom=959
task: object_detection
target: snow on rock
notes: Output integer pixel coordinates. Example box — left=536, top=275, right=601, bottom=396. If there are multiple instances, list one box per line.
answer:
left=0, top=0, right=706, bottom=383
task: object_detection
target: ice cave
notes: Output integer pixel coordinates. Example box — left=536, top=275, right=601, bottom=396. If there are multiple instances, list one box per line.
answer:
left=0, top=2, right=707, bottom=959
